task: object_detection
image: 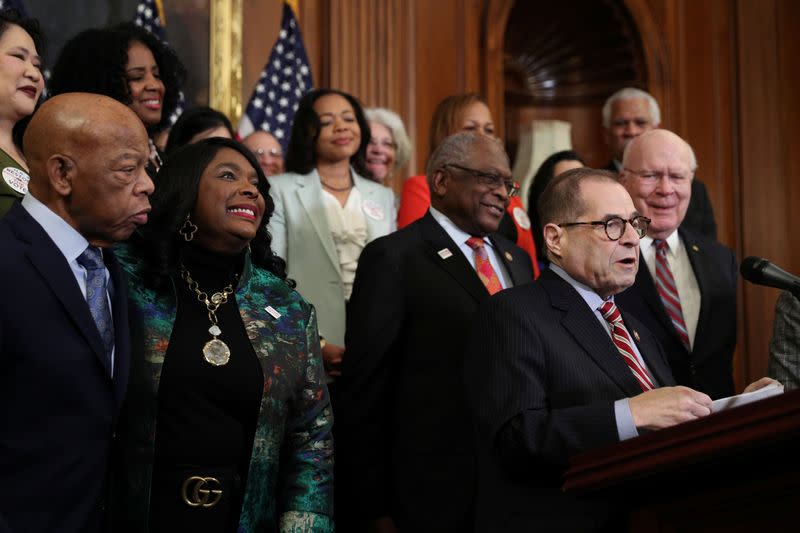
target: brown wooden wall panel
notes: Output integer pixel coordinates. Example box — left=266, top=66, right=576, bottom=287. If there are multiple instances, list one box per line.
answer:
left=737, top=0, right=800, bottom=383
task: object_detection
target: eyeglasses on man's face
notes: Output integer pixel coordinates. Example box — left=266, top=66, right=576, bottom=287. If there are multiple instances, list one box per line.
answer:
left=558, top=215, right=651, bottom=240
left=443, top=163, right=518, bottom=197
left=623, top=168, right=691, bottom=186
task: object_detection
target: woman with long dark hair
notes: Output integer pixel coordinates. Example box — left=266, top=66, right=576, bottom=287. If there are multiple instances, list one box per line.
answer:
left=0, top=9, right=44, bottom=216
left=268, top=88, right=396, bottom=378
left=113, top=138, right=333, bottom=532
left=49, top=22, right=186, bottom=173
left=526, top=149, right=585, bottom=262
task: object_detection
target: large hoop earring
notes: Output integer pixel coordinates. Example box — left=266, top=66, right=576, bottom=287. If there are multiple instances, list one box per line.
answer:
left=178, top=215, right=198, bottom=242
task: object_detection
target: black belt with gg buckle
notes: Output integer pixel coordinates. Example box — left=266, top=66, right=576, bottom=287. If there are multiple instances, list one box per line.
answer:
left=182, top=475, right=224, bottom=508
left=149, top=464, right=239, bottom=530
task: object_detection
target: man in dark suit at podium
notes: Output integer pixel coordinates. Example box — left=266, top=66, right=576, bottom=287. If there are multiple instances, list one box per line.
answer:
left=0, top=93, right=153, bottom=532
left=602, top=87, right=717, bottom=239
left=335, top=132, right=534, bottom=532
left=464, top=167, right=717, bottom=532
left=616, top=129, right=736, bottom=399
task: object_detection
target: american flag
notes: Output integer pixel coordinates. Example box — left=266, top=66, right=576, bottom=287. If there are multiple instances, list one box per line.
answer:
left=133, top=0, right=184, bottom=125
left=238, top=1, right=313, bottom=150
left=134, top=0, right=166, bottom=41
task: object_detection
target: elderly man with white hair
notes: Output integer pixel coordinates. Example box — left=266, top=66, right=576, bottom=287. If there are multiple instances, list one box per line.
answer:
left=616, top=129, right=735, bottom=400
left=602, top=87, right=717, bottom=239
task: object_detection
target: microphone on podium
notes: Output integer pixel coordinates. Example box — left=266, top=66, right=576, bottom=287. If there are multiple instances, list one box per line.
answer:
left=740, top=256, right=800, bottom=299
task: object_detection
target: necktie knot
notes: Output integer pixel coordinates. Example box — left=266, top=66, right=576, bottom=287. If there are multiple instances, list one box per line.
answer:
left=599, top=300, right=622, bottom=324
left=78, top=246, right=105, bottom=271
left=465, top=236, right=485, bottom=251
left=654, top=239, right=668, bottom=253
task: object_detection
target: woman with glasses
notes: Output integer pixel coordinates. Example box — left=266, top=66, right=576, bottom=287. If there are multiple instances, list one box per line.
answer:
left=364, top=107, right=411, bottom=189
left=396, top=93, right=539, bottom=277
left=267, top=89, right=396, bottom=379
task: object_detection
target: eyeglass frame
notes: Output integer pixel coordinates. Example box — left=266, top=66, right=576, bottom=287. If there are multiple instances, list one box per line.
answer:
left=254, top=147, right=283, bottom=158
left=622, top=167, right=692, bottom=185
left=558, top=215, right=651, bottom=240
left=443, top=163, right=519, bottom=197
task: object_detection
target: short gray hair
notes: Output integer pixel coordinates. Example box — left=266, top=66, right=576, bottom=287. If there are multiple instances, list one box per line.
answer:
left=426, top=132, right=507, bottom=188
left=602, top=87, right=661, bottom=129
left=365, top=107, right=412, bottom=169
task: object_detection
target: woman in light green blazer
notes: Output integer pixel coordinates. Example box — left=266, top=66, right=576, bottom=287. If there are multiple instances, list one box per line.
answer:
left=267, top=89, right=396, bottom=378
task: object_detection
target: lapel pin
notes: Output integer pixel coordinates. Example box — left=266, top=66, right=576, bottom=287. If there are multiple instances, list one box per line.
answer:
left=692, top=244, right=699, bottom=252
left=265, top=306, right=282, bottom=319
left=438, top=248, right=453, bottom=260
left=633, top=330, right=641, bottom=342
left=504, top=251, right=513, bottom=262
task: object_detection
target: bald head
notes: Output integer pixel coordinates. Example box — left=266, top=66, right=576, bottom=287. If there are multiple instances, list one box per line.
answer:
left=23, top=92, right=154, bottom=246
left=619, top=129, right=696, bottom=240
left=242, top=130, right=284, bottom=176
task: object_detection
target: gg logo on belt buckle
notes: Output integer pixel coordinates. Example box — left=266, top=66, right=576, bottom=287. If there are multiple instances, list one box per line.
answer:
left=181, top=475, right=223, bottom=508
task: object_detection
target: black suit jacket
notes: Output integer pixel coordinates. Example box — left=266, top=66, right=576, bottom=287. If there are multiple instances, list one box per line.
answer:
left=616, top=228, right=737, bottom=399
left=605, top=160, right=718, bottom=240
left=0, top=203, right=130, bottom=533
left=334, top=211, right=534, bottom=532
left=464, top=269, right=675, bottom=532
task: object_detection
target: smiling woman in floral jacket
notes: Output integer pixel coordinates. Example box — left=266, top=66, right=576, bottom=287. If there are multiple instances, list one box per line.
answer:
left=112, top=137, right=333, bottom=532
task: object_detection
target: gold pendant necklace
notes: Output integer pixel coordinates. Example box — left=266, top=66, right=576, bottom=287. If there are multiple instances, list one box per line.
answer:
left=180, top=263, right=236, bottom=366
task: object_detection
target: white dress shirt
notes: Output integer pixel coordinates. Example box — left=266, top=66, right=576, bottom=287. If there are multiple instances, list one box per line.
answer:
left=429, top=206, right=512, bottom=289
left=21, top=193, right=115, bottom=373
left=640, top=231, right=701, bottom=349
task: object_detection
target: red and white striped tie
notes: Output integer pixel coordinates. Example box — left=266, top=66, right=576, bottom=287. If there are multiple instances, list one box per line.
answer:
left=599, top=300, right=655, bottom=391
left=654, top=239, right=691, bottom=351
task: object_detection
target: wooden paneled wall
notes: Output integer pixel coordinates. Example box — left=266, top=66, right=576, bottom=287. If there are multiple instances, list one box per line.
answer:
left=241, top=0, right=800, bottom=391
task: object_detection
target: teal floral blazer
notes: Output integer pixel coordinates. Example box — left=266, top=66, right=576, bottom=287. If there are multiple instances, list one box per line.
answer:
left=112, top=246, right=334, bottom=532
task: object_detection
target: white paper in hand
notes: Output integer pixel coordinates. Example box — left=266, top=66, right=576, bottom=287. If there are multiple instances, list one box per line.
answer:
left=711, top=383, right=785, bottom=412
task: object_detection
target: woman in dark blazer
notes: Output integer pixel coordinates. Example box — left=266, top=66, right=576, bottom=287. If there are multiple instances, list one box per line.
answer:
left=113, top=138, right=333, bottom=532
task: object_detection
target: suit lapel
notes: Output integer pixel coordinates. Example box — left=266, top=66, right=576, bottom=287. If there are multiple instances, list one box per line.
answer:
left=12, top=208, right=112, bottom=376
left=622, top=309, right=674, bottom=387
left=542, top=271, right=644, bottom=397
left=490, top=233, right=530, bottom=287
left=680, top=229, right=711, bottom=355
left=106, top=250, right=131, bottom=409
left=419, top=212, right=490, bottom=303
left=294, top=171, right=342, bottom=275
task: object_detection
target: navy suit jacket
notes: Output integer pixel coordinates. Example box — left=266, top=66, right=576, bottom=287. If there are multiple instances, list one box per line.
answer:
left=0, top=203, right=130, bottom=533
left=616, top=228, right=737, bottom=399
left=464, top=269, right=675, bottom=532
left=335, top=211, right=534, bottom=532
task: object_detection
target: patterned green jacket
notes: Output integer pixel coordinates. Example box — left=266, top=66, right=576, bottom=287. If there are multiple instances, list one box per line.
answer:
left=112, top=246, right=334, bottom=532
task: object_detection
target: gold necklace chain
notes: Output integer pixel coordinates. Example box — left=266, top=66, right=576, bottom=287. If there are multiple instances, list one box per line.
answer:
left=179, top=263, right=237, bottom=366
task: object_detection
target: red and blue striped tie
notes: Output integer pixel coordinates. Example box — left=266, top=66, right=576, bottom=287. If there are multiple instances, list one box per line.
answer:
left=654, top=239, right=691, bottom=351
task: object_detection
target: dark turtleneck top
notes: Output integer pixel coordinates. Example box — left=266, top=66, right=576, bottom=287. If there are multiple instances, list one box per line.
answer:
left=150, top=244, right=263, bottom=531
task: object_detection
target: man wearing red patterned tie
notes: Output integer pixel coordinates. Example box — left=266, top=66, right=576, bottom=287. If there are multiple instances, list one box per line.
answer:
left=334, top=132, right=534, bottom=532
left=616, top=129, right=737, bottom=400
left=464, top=167, right=725, bottom=532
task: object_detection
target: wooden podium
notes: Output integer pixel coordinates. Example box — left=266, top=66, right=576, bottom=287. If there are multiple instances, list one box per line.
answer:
left=564, top=389, right=800, bottom=532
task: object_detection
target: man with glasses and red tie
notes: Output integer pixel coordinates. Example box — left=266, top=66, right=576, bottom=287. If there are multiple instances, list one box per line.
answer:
left=616, top=129, right=737, bottom=400
left=463, top=166, right=735, bottom=532
left=334, top=131, right=534, bottom=533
